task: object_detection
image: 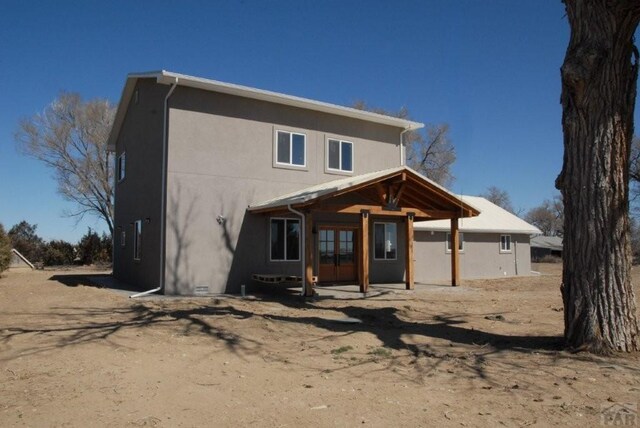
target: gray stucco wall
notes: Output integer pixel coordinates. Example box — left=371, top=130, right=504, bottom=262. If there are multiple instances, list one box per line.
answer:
left=164, top=85, right=406, bottom=294
left=414, top=231, right=533, bottom=283
left=112, top=79, right=166, bottom=290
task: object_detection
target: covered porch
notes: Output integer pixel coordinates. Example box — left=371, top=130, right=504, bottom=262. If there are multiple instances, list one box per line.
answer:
left=248, top=166, right=479, bottom=297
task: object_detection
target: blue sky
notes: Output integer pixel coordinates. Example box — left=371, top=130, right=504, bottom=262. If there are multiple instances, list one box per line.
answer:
left=0, top=1, right=632, bottom=242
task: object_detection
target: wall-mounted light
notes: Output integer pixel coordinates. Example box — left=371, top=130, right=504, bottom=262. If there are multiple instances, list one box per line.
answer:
left=145, top=217, right=151, bottom=223
left=216, top=215, right=226, bottom=225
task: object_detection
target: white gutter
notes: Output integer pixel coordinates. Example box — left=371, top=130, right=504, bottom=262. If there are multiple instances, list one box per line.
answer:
left=130, top=77, right=179, bottom=298
left=287, top=204, right=307, bottom=297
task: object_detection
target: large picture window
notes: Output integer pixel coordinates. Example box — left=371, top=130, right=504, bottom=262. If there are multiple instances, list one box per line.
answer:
left=446, top=232, right=464, bottom=252
left=133, top=220, right=142, bottom=261
left=327, top=139, right=353, bottom=173
left=374, top=222, right=397, bottom=260
left=276, top=130, right=306, bottom=167
left=270, top=218, right=300, bottom=261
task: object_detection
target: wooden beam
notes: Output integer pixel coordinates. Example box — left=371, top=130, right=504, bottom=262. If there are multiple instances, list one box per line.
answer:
left=304, top=212, right=314, bottom=297
left=359, top=211, right=370, bottom=293
left=313, top=203, right=458, bottom=219
left=375, top=182, right=387, bottom=205
left=405, top=213, right=414, bottom=290
left=394, top=182, right=406, bottom=204
left=451, top=218, right=460, bottom=287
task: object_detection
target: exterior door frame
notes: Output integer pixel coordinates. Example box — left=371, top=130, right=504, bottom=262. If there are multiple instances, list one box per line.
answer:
left=317, top=224, right=358, bottom=284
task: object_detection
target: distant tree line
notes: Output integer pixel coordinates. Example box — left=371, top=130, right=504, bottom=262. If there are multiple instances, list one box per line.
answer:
left=0, top=220, right=111, bottom=274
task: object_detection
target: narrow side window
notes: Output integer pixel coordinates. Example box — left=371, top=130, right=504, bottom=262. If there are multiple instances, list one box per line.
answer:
left=374, top=222, right=397, bottom=260
left=117, top=152, right=126, bottom=182
left=133, top=220, right=142, bottom=260
left=500, top=235, right=512, bottom=252
left=446, top=232, right=464, bottom=252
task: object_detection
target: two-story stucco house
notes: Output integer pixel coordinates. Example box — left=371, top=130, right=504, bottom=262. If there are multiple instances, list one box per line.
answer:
left=107, top=70, right=480, bottom=296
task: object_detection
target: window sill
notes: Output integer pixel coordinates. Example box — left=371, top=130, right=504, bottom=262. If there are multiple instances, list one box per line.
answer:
left=325, top=168, right=353, bottom=177
left=273, top=163, right=308, bottom=172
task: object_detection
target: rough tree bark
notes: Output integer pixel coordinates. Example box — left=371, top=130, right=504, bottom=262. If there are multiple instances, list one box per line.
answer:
left=556, top=0, right=640, bottom=353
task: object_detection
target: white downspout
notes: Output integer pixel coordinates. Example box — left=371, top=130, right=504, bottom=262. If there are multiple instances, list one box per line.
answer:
left=399, top=127, right=411, bottom=166
left=131, top=78, right=179, bottom=298
left=287, top=204, right=306, bottom=297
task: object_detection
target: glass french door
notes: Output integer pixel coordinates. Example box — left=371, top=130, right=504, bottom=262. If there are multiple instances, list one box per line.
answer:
left=318, top=226, right=357, bottom=283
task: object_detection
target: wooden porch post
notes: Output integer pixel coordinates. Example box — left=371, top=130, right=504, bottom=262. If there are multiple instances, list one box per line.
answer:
left=405, top=213, right=415, bottom=290
left=304, top=212, right=314, bottom=297
left=451, top=217, right=460, bottom=287
left=359, top=210, right=370, bottom=293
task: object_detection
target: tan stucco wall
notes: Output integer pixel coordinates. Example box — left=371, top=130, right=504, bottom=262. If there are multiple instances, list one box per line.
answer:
left=414, top=231, right=533, bottom=283
left=112, top=79, right=166, bottom=290
left=164, top=86, right=406, bottom=294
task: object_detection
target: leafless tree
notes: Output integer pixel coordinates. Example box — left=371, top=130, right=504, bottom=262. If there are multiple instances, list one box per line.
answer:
left=480, top=186, right=515, bottom=214
left=525, top=195, right=563, bottom=237
left=353, top=101, right=456, bottom=187
left=15, top=93, right=115, bottom=236
left=556, top=0, right=639, bottom=352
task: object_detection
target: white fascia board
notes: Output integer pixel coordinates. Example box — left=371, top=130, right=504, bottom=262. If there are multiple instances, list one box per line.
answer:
left=154, top=71, right=424, bottom=130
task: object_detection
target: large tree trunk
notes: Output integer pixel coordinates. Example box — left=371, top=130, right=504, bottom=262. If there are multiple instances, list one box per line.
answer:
left=556, top=0, right=640, bottom=353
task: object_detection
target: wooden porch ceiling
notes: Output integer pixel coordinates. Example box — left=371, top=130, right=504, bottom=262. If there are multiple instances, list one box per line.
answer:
left=250, top=168, right=480, bottom=220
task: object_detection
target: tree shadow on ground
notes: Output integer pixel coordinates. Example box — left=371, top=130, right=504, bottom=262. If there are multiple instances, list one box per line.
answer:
left=10, top=276, right=639, bottom=387
left=0, top=299, right=262, bottom=362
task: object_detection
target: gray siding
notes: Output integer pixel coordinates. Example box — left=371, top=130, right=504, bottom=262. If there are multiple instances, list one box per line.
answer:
left=112, top=79, right=167, bottom=290
left=414, top=231, right=533, bottom=282
left=164, top=85, right=405, bottom=294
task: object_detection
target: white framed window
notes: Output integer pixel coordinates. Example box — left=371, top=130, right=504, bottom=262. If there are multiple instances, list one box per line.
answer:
left=374, top=222, right=397, bottom=260
left=270, top=218, right=300, bottom=261
left=117, top=152, right=126, bottom=182
left=500, top=234, right=512, bottom=253
left=446, top=232, right=464, bottom=252
left=133, top=220, right=142, bottom=261
left=326, top=138, right=353, bottom=173
left=120, top=229, right=126, bottom=248
left=275, top=130, right=306, bottom=167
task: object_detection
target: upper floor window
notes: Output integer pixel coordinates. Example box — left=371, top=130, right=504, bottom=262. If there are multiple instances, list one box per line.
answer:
left=374, top=222, right=397, bottom=260
left=446, top=232, right=464, bottom=252
left=327, top=138, right=353, bottom=173
left=117, top=152, right=126, bottom=182
left=500, top=235, right=512, bottom=253
left=270, top=218, right=300, bottom=261
left=276, top=130, right=306, bottom=167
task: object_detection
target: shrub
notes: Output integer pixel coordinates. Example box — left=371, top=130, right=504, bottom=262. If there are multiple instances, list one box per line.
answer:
left=77, top=228, right=112, bottom=265
left=8, top=221, right=44, bottom=263
left=42, top=240, right=76, bottom=266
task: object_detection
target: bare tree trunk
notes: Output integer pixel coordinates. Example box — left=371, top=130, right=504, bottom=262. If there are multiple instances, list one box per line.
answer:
left=556, top=0, right=640, bottom=353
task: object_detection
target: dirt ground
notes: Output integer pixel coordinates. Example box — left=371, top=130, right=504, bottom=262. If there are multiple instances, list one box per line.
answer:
left=1, top=265, right=639, bottom=427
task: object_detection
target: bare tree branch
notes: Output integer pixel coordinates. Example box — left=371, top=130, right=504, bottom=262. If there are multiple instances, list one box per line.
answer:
left=15, top=93, right=115, bottom=236
left=352, top=101, right=456, bottom=187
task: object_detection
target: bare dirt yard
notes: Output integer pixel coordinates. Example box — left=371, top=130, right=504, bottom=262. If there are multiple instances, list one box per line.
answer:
left=1, top=264, right=639, bottom=427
